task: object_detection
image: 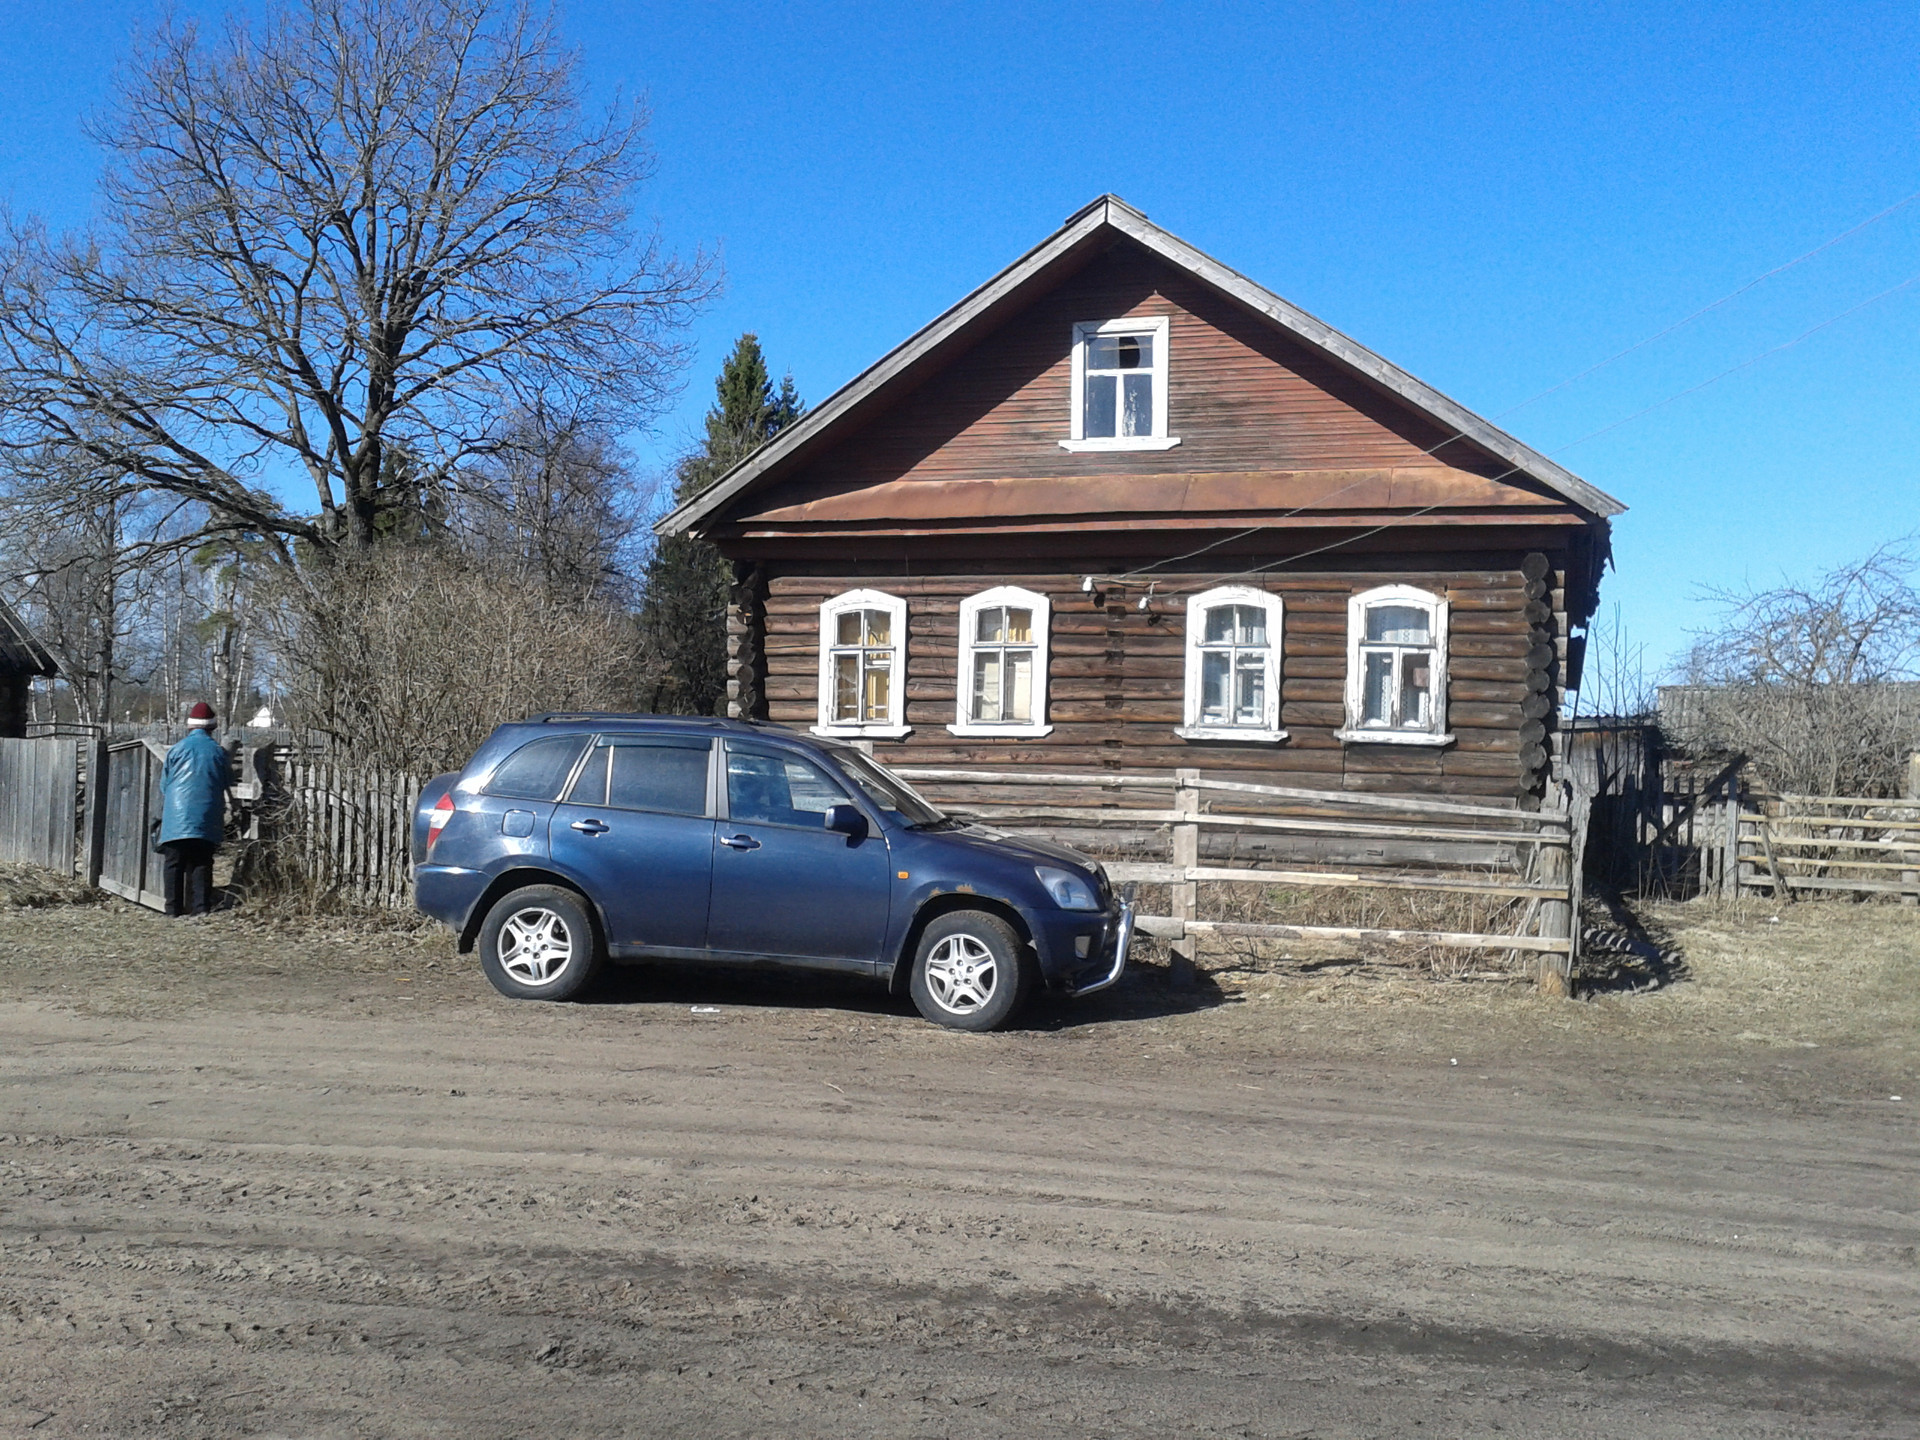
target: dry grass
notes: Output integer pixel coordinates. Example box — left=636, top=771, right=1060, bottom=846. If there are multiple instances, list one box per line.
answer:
left=0, top=861, right=101, bottom=909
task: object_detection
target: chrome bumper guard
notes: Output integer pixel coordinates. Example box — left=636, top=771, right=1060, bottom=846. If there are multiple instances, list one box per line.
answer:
left=1072, top=884, right=1136, bottom=997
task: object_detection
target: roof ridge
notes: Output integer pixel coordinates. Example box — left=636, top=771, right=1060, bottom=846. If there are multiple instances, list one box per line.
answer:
left=657, top=199, right=1624, bottom=538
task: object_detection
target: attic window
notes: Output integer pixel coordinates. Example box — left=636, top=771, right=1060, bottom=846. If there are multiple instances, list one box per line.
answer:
left=1062, top=316, right=1179, bottom=452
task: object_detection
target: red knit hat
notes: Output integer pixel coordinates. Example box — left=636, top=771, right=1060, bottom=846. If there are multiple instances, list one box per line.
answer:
left=187, top=701, right=216, bottom=728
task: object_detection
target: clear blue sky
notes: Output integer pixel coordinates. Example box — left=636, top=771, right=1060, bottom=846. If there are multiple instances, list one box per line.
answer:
left=2, top=1, right=1916, bottom=678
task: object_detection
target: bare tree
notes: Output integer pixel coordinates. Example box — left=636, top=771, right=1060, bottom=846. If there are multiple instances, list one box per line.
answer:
left=1671, top=540, right=1920, bottom=795
left=0, top=0, right=713, bottom=558
left=457, top=404, right=648, bottom=601
left=262, top=543, right=656, bottom=773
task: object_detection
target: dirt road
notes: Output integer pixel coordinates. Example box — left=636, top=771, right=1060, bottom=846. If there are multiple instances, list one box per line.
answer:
left=1, top=901, right=1916, bottom=1437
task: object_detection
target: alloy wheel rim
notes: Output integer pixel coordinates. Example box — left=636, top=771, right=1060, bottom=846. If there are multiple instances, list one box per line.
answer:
left=925, top=933, right=998, bottom=1014
left=499, top=907, right=574, bottom=986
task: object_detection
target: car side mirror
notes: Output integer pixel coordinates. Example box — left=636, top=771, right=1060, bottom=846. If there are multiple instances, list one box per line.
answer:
left=824, top=803, right=868, bottom=838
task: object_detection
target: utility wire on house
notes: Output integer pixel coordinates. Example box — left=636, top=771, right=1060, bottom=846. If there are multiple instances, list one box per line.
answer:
left=1098, top=185, right=1920, bottom=594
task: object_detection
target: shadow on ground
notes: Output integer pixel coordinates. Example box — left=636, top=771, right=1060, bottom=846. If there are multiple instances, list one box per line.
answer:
left=1577, top=889, right=1691, bottom=995
left=581, top=955, right=1234, bottom=1031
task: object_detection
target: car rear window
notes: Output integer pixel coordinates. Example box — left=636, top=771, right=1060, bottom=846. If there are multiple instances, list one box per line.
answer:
left=483, top=735, right=589, bottom=800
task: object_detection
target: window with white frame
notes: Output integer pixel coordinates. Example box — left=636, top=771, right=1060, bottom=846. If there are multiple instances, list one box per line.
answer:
left=949, top=586, right=1052, bottom=737
left=1176, top=586, right=1286, bottom=743
left=813, top=589, right=910, bottom=738
left=1061, top=316, right=1178, bottom=452
left=1337, top=585, right=1453, bottom=745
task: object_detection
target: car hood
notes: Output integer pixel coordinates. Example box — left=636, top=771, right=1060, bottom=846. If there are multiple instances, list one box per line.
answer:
left=920, top=822, right=1101, bottom=876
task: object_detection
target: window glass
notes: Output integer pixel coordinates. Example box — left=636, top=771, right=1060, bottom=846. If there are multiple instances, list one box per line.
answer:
left=565, top=744, right=609, bottom=805
left=828, top=603, right=897, bottom=725
left=1122, top=374, right=1153, bottom=436
left=1083, top=373, right=1118, bottom=438
left=727, top=748, right=851, bottom=828
left=831, top=749, right=945, bottom=826
left=484, top=735, right=589, bottom=800
left=1365, top=604, right=1430, bottom=646
left=1362, top=651, right=1394, bottom=724
left=608, top=741, right=710, bottom=816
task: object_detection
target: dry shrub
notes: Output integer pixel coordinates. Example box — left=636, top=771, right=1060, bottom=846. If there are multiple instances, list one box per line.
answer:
left=263, top=544, right=660, bottom=775
left=0, top=861, right=100, bottom=909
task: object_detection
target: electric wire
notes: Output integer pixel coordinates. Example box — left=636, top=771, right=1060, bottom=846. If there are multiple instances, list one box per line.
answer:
left=1145, top=267, right=1920, bottom=601
left=1099, top=185, right=1920, bottom=592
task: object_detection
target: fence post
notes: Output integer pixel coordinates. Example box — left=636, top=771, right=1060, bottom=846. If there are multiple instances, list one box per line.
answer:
left=1536, top=824, right=1573, bottom=998
left=1168, top=767, right=1200, bottom=990
left=81, top=738, right=107, bottom=887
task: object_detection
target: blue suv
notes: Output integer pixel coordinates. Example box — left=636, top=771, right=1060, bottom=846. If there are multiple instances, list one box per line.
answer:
left=411, top=715, right=1134, bottom=1030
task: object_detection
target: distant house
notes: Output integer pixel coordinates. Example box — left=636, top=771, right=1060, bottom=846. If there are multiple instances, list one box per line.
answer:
left=0, top=596, right=57, bottom=738
left=657, top=196, right=1624, bottom=805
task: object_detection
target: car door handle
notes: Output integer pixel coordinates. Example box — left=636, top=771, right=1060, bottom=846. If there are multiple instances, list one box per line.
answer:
left=720, top=833, right=761, bottom=851
left=570, top=818, right=610, bottom=836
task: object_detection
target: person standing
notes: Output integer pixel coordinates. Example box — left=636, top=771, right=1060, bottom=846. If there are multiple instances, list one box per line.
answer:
left=158, top=701, right=231, bottom=917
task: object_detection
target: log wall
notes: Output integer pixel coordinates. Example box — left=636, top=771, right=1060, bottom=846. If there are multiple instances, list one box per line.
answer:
left=749, top=552, right=1568, bottom=803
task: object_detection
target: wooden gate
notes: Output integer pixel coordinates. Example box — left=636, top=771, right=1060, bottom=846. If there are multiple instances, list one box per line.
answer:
left=0, top=736, right=81, bottom=872
left=98, top=739, right=169, bottom=910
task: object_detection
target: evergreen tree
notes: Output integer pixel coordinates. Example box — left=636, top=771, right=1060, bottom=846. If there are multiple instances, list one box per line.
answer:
left=640, top=335, right=803, bottom=714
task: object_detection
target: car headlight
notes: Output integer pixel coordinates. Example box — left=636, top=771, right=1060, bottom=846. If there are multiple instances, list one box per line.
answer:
left=1035, top=865, right=1101, bottom=911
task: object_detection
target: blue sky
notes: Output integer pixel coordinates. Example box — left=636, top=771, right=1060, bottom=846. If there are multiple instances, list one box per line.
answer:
left=2, top=1, right=1916, bottom=677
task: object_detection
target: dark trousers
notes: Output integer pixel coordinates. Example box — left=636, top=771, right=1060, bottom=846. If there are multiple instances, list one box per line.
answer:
left=161, top=840, right=218, bottom=916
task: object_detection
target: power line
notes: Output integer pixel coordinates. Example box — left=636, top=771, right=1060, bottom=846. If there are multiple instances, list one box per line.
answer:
left=1144, top=266, right=1920, bottom=601
left=1493, top=185, right=1920, bottom=421
left=1104, top=182, right=1920, bottom=590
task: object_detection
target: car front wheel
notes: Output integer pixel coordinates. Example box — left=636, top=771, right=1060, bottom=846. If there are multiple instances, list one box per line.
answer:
left=909, top=909, right=1032, bottom=1032
left=476, top=885, right=603, bottom=1001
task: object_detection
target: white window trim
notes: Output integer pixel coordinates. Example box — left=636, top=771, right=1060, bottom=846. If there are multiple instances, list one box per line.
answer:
left=1335, top=584, right=1454, bottom=747
left=812, top=588, right=912, bottom=739
left=1061, top=315, right=1180, bottom=452
left=1176, top=585, right=1287, bottom=744
left=948, top=585, right=1054, bottom=737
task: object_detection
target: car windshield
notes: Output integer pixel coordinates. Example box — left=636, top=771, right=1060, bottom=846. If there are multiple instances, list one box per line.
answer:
left=830, top=749, right=947, bottom=827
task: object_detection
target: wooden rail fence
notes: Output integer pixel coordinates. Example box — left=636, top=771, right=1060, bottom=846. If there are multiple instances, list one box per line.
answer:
left=1738, top=793, right=1920, bottom=902
left=893, top=766, right=1579, bottom=992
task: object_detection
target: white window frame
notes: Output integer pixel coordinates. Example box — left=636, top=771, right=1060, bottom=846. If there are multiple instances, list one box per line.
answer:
left=1060, top=315, right=1180, bottom=452
left=948, top=585, right=1054, bottom=738
left=812, top=588, right=911, bottom=739
left=1176, top=585, right=1287, bottom=743
left=1336, top=584, right=1454, bottom=747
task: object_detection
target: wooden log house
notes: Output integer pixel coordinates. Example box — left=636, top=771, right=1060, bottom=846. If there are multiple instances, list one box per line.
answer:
left=658, top=197, right=1624, bottom=807
left=0, top=595, right=57, bottom=738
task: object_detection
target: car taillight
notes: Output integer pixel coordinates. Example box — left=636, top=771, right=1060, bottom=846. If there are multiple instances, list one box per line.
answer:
left=425, top=792, right=455, bottom=854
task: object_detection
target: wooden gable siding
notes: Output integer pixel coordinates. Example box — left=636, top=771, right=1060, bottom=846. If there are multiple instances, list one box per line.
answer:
left=741, top=242, right=1565, bottom=521
left=754, top=555, right=1560, bottom=801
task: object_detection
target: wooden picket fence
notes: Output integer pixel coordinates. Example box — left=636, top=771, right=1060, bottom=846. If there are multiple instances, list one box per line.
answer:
left=1739, top=793, right=1920, bottom=902
left=259, top=751, right=426, bottom=910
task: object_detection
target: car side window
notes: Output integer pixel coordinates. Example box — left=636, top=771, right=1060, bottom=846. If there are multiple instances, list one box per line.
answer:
left=484, top=735, right=590, bottom=800
left=608, top=740, right=711, bottom=816
left=563, top=744, right=610, bottom=805
left=726, top=747, right=851, bottom=828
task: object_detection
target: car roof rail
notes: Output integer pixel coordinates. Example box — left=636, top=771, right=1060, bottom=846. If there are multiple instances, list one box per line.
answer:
left=528, top=711, right=792, bottom=733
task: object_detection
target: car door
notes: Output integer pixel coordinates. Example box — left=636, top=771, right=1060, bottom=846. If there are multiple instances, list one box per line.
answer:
left=547, top=736, right=717, bottom=955
left=707, top=741, right=892, bottom=971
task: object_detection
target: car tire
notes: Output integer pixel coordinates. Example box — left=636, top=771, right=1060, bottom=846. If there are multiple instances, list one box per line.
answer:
left=909, top=909, right=1032, bottom=1032
left=476, top=885, right=604, bottom=1001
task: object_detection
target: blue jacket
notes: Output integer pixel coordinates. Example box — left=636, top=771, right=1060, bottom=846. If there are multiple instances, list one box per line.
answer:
left=158, top=729, right=231, bottom=845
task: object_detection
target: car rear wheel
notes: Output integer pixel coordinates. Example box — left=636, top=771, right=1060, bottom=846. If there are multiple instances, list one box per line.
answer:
left=476, top=885, right=603, bottom=1001
left=909, top=910, right=1031, bottom=1032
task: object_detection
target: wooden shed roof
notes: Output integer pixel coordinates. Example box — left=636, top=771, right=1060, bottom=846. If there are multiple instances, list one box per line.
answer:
left=659, top=195, right=1626, bottom=539
left=0, top=595, right=57, bottom=677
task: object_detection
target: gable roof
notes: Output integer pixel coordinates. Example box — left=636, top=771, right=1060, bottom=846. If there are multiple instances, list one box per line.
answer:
left=0, top=594, right=57, bottom=677
left=659, top=195, right=1625, bottom=538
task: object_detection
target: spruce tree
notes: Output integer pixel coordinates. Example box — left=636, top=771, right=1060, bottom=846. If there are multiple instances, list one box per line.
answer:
left=640, top=335, right=802, bottom=714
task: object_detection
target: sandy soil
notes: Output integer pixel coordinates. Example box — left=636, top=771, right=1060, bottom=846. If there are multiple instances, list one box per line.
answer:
left=0, top=893, right=1915, bottom=1438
